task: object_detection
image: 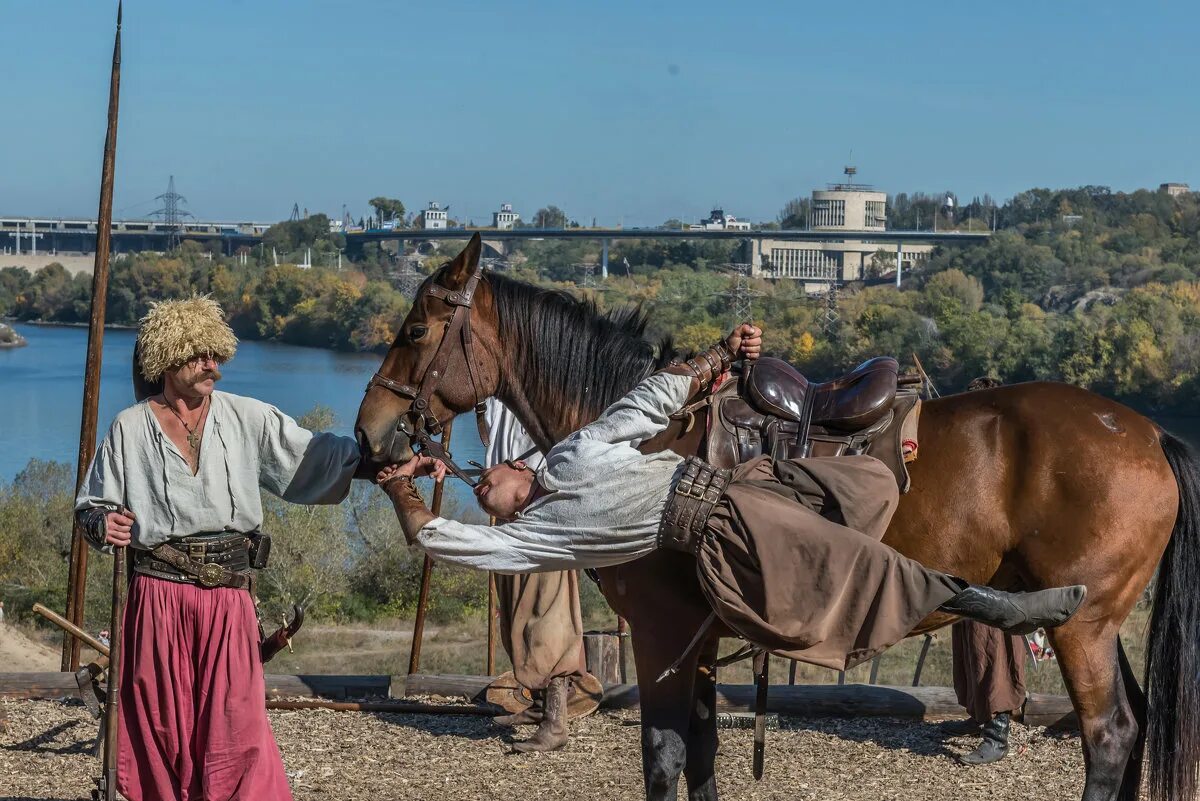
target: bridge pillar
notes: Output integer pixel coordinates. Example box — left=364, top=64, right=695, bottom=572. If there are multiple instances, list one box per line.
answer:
left=895, top=242, right=903, bottom=288
left=601, top=239, right=609, bottom=280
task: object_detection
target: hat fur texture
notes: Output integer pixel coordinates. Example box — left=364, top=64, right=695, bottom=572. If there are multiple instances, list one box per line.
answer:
left=136, top=295, right=238, bottom=381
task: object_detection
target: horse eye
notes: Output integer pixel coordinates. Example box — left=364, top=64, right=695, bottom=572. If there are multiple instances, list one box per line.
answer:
left=409, top=325, right=428, bottom=340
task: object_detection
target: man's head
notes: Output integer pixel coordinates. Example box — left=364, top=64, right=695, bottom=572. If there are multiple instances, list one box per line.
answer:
left=474, top=460, right=540, bottom=520
left=136, top=296, right=237, bottom=400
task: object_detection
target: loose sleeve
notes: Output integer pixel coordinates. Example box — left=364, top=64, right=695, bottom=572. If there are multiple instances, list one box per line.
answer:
left=74, top=423, right=125, bottom=553
left=415, top=514, right=653, bottom=574
left=572, top=372, right=694, bottom=448
left=257, top=405, right=361, bottom=504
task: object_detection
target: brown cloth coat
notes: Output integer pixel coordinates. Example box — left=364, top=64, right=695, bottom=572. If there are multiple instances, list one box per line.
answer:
left=696, top=455, right=962, bottom=671
left=952, top=619, right=1027, bottom=722
left=495, top=570, right=586, bottom=690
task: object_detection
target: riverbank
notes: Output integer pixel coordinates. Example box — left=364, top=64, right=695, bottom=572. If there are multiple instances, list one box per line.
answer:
left=0, top=322, right=27, bottom=347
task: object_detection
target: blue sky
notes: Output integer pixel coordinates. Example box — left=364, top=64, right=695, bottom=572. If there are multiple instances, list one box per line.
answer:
left=1, top=1, right=1196, bottom=226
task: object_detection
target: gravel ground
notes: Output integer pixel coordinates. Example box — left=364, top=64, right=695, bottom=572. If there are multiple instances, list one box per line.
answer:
left=0, top=698, right=1085, bottom=801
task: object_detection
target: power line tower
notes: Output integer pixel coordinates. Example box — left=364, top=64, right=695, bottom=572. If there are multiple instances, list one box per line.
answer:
left=391, top=256, right=423, bottom=298
left=822, top=280, right=841, bottom=338
left=576, top=262, right=599, bottom=289
left=481, top=257, right=511, bottom=273
left=289, top=203, right=301, bottom=222
left=716, top=262, right=765, bottom=325
left=150, top=175, right=192, bottom=251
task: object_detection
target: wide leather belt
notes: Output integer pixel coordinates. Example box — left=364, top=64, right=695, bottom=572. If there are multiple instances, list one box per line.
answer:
left=658, top=456, right=732, bottom=555
left=133, top=532, right=252, bottom=590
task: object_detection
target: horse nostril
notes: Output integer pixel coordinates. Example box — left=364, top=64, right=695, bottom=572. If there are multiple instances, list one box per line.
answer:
left=354, top=428, right=378, bottom=456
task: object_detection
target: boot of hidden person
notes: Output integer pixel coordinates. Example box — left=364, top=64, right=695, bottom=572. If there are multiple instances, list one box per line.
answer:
left=510, top=677, right=569, bottom=753
left=958, top=712, right=1012, bottom=765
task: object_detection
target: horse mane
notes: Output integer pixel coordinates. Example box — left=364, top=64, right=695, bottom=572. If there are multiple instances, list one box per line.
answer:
left=486, top=272, right=676, bottom=427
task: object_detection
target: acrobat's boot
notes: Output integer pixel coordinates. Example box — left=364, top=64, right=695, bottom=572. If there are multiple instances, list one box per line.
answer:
left=959, top=712, right=1011, bottom=766
left=940, top=583, right=1086, bottom=635
left=511, top=677, right=568, bottom=753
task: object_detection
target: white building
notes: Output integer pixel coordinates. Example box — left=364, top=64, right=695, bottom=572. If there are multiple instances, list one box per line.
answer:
left=493, top=203, right=520, bottom=229
left=419, top=201, right=448, bottom=230
left=687, top=208, right=752, bottom=231
left=750, top=183, right=931, bottom=292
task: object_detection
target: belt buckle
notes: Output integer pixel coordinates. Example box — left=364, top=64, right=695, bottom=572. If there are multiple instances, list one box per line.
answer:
left=188, top=541, right=206, bottom=559
left=198, top=563, right=223, bottom=588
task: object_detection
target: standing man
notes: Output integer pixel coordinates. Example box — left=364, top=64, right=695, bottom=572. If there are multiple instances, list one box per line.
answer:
left=76, top=296, right=360, bottom=801
left=483, top=398, right=599, bottom=752
left=951, top=620, right=1027, bottom=765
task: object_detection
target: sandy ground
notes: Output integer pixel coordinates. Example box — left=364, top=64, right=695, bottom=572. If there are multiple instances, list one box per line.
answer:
left=0, top=625, right=61, bottom=673
left=0, top=698, right=1087, bottom=801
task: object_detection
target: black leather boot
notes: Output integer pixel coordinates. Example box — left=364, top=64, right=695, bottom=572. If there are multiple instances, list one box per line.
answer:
left=959, top=712, right=1011, bottom=765
left=511, top=677, right=568, bottom=753
left=939, top=583, right=1086, bottom=634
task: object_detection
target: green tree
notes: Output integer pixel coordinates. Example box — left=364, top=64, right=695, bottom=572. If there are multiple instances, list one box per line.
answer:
left=533, top=206, right=569, bottom=229
left=369, top=197, right=406, bottom=224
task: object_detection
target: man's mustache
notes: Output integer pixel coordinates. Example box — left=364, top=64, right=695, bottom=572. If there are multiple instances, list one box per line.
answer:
left=191, top=369, right=222, bottom=385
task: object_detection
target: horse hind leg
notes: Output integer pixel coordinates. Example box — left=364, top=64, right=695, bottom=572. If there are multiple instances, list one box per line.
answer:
left=683, top=635, right=722, bottom=801
left=631, top=621, right=701, bottom=801
left=1115, top=636, right=1146, bottom=801
left=1049, top=620, right=1140, bottom=801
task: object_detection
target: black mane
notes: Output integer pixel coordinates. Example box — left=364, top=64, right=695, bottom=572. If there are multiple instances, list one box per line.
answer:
left=486, top=272, right=676, bottom=426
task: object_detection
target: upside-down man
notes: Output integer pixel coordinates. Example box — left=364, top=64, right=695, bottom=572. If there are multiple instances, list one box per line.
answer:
left=76, top=296, right=360, bottom=801
left=377, top=324, right=1085, bottom=681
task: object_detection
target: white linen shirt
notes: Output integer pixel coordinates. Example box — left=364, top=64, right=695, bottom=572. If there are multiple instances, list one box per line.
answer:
left=75, top=390, right=361, bottom=551
left=416, top=372, right=693, bottom=574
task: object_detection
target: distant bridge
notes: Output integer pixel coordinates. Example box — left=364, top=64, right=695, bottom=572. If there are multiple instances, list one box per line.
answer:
left=0, top=216, right=271, bottom=256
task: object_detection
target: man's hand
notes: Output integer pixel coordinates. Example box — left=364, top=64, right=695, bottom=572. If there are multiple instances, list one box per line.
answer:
left=726, top=324, right=763, bottom=361
left=375, top=454, right=446, bottom=487
left=105, top=508, right=135, bottom=547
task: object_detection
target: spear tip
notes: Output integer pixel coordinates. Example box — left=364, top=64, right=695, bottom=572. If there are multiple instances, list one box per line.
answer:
left=117, top=0, right=122, bottom=27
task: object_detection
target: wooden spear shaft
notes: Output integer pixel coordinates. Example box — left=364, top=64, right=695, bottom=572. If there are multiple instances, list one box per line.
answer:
left=407, top=418, right=453, bottom=675
left=61, top=0, right=122, bottom=674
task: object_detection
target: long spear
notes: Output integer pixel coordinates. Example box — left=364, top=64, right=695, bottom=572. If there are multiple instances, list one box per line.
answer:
left=61, top=2, right=123, bottom=673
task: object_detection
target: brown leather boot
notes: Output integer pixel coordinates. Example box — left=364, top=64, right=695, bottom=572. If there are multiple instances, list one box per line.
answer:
left=511, top=677, right=568, bottom=753
left=493, top=697, right=543, bottom=727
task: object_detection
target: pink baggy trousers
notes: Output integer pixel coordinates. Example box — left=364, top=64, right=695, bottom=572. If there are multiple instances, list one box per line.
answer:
left=118, top=575, right=292, bottom=801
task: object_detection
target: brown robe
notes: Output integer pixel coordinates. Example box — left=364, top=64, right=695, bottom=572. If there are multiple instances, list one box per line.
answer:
left=696, top=455, right=962, bottom=671
left=495, top=570, right=586, bottom=690
left=952, top=620, right=1027, bottom=722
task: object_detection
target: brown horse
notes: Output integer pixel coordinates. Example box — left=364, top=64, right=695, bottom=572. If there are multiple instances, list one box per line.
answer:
left=354, top=236, right=1199, bottom=801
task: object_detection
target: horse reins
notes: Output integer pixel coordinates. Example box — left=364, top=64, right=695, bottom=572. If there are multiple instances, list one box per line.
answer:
left=364, top=267, right=491, bottom=485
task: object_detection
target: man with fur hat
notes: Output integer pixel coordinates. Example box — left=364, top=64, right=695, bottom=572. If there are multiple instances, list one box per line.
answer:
left=76, top=295, right=360, bottom=801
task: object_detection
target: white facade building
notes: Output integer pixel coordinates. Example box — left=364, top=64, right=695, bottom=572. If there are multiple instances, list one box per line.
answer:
left=750, top=185, right=932, bottom=292
left=687, top=208, right=752, bottom=232
left=419, top=202, right=448, bottom=230
left=493, top=203, right=520, bottom=229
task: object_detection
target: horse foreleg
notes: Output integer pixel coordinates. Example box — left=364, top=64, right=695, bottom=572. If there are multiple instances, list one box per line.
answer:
left=631, top=622, right=701, bottom=801
left=1049, top=620, right=1140, bottom=801
left=683, top=635, right=721, bottom=801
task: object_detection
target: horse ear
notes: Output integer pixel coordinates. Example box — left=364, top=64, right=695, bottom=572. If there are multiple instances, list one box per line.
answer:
left=443, top=233, right=482, bottom=289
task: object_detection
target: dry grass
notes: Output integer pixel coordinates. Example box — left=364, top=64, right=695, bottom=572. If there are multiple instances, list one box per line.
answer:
left=0, top=698, right=1086, bottom=801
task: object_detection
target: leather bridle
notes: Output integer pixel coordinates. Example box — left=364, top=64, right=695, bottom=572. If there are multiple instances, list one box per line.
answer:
left=364, top=267, right=490, bottom=484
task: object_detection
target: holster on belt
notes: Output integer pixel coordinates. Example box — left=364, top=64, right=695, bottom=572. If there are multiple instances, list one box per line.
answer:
left=658, top=456, right=732, bottom=555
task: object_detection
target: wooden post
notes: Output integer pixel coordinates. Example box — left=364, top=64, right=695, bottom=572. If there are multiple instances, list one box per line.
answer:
left=99, top=546, right=127, bottom=801
left=583, top=632, right=622, bottom=686
left=407, top=419, right=453, bottom=675
left=616, top=615, right=629, bottom=684
left=61, top=0, right=122, bottom=674
left=486, top=570, right=497, bottom=676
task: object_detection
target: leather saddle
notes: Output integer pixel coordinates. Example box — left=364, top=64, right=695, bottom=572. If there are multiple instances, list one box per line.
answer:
left=700, top=357, right=922, bottom=492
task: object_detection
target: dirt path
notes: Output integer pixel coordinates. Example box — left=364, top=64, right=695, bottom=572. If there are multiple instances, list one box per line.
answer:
left=0, top=624, right=61, bottom=672
left=0, top=699, right=1086, bottom=800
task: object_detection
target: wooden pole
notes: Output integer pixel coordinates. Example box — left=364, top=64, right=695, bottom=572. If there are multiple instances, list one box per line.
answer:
left=100, top=547, right=127, bottom=801
left=407, top=419, right=453, bottom=675
left=61, top=0, right=122, bottom=674
left=486, top=569, right=497, bottom=676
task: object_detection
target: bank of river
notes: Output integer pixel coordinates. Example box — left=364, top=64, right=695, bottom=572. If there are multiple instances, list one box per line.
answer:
left=0, top=322, right=486, bottom=505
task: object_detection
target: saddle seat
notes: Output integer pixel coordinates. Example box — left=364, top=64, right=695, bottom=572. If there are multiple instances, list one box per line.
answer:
left=746, top=357, right=900, bottom=432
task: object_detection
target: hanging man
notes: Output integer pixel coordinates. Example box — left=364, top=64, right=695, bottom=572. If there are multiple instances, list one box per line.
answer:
left=76, top=296, right=360, bottom=801
left=376, top=325, right=1085, bottom=680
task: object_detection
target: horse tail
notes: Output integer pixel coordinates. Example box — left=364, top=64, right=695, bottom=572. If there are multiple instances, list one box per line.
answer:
left=1145, top=431, right=1200, bottom=801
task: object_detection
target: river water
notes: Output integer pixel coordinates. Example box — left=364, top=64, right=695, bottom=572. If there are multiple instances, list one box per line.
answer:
left=0, top=322, right=486, bottom=505
left=2, top=322, right=1197, bottom=500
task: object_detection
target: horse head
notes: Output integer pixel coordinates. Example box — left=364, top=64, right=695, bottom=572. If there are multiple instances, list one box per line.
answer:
left=354, top=233, right=503, bottom=469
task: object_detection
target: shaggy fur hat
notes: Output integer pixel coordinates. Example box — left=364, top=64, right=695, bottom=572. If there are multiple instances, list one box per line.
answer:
left=136, top=295, right=238, bottom=381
